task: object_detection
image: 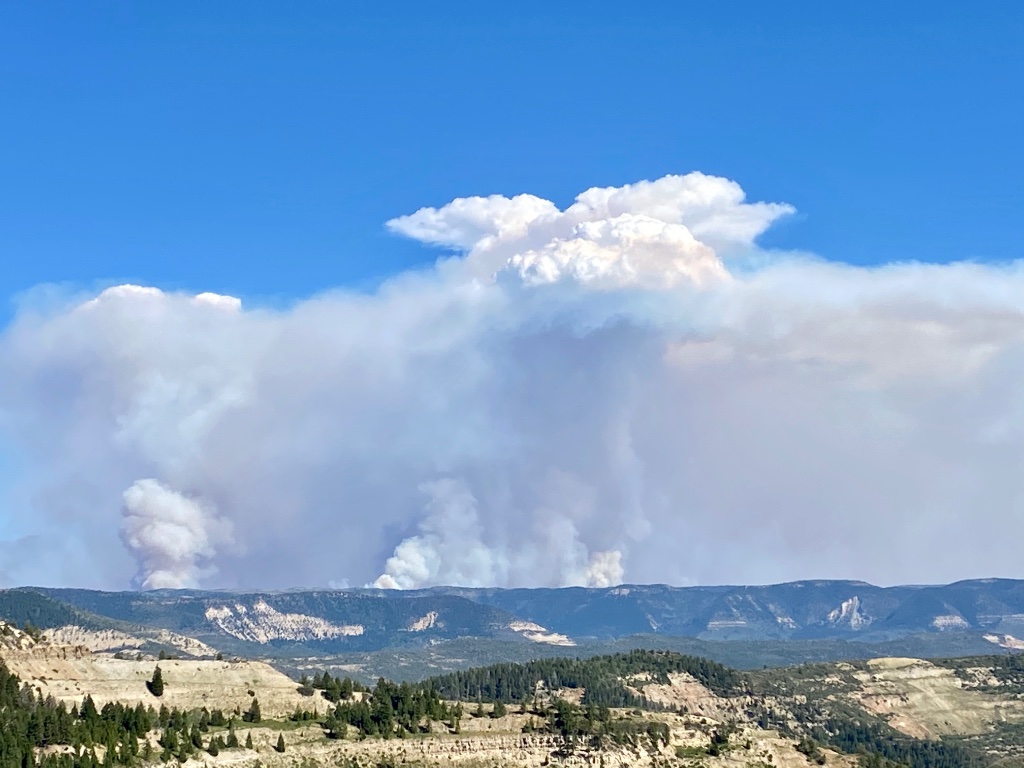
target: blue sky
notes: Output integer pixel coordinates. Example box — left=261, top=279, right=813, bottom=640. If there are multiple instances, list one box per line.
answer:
left=1, top=2, right=1021, bottom=307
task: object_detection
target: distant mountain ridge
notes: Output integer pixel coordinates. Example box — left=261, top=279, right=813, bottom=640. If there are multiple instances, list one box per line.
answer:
left=431, top=578, right=1024, bottom=642
left=1, top=578, right=1023, bottom=658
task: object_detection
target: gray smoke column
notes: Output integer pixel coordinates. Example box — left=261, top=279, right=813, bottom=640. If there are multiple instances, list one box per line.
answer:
left=120, top=479, right=232, bottom=589
left=373, top=479, right=501, bottom=589
left=373, top=479, right=625, bottom=589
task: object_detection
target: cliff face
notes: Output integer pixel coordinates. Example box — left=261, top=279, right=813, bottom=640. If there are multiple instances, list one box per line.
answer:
left=203, top=599, right=365, bottom=643
left=180, top=718, right=859, bottom=768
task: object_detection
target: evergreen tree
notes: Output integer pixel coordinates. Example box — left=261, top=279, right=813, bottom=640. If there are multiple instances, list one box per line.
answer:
left=243, top=697, right=261, bottom=723
left=81, top=695, right=99, bottom=722
left=146, top=666, right=164, bottom=697
left=338, top=676, right=354, bottom=701
left=245, top=731, right=254, bottom=750
left=275, top=733, right=286, bottom=753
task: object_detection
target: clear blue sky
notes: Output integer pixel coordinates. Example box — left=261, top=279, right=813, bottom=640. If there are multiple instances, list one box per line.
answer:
left=1, top=1, right=1021, bottom=306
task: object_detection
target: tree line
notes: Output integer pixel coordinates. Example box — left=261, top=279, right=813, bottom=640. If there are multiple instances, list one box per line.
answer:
left=421, top=649, right=747, bottom=707
left=323, top=677, right=453, bottom=739
left=298, top=671, right=366, bottom=702
left=0, top=660, right=272, bottom=768
left=0, top=660, right=154, bottom=768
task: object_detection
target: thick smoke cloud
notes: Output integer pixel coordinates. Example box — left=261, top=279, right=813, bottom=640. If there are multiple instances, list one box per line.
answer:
left=120, top=479, right=232, bottom=589
left=0, top=172, right=1023, bottom=590
left=373, top=479, right=625, bottom=590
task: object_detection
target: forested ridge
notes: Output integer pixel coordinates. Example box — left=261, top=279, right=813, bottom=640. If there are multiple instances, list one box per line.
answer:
left=309, top=670, right=671, bottom=752
left=0, top=642, right=999, bottom=768
left=420, top=650, right=985, bottom=766
left=422, top=649, right=747, bottom=706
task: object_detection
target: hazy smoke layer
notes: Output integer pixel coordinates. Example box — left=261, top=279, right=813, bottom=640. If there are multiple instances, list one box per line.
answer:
left=1, top=172, right=1023, bottom=590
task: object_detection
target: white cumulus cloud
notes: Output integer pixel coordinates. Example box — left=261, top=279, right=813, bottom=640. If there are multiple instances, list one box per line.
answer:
left=388, top=171, right=792, bottom=284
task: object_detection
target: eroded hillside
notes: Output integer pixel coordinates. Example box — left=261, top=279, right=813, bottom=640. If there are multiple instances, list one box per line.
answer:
left=3, top=621, right=1022, bottom=767
left=1, top=622, right=312, bottom=719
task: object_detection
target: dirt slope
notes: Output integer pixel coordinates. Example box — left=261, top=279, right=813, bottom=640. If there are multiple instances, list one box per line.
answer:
left=1, top=626, right=309, bottom=718
left=851, top=657, right=1024, bottom=739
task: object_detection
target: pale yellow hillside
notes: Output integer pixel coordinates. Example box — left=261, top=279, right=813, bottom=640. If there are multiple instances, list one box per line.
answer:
left=852, top=657, right=1024, bottom=739
left=2, top=641, right=314, bottom=718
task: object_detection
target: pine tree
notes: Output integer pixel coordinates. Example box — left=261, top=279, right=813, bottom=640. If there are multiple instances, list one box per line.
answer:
left=146, top=666, right=165, bottom=697
left=160, top=727, right=179, bottom=754
left=339, top=676, right=354, bottom=700
left=245, top=732, right=254, bottom=750
left=226, top=722, right=239, bottom=749
left=244, top=697, right=261, bottom=723
left=275, top=733, right=286, bottom=753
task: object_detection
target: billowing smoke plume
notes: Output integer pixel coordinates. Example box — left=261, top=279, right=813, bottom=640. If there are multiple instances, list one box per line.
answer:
left=1, top=172, right=1023, bottom=590
left=373, top=480, right=626, bottom=589
left=373, top=480, right=502, bottom=590
left=120, top=479, right=232, bottom=589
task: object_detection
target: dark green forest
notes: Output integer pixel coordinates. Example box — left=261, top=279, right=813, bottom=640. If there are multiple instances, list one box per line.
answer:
left=312, top=671, right=670, bottom=753
left=422, top=649, right=747, bottom=706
